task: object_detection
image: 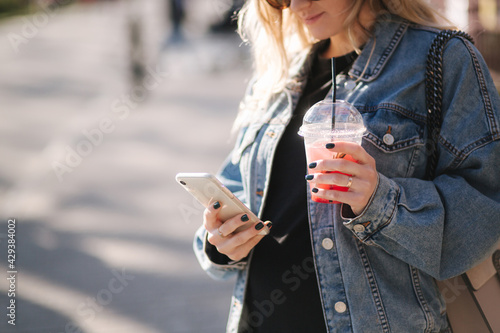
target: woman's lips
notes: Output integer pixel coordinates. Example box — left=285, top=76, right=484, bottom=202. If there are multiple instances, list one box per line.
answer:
left=304, top=12, right=324, bottom=25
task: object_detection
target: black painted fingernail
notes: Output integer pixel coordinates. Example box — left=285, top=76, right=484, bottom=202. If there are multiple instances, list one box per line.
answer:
left=213, top=201, right=221, bottom=209
left=325, top=143, right=335, bottom=149
left=241, top=214, right=249, bottom=222
left=266, top=221, right=273, bottom=229
left=305, top=174, right=314, bottom=181
left=312, top=188, right=319, bottom=193
left=309, top=162, right=317, bottom=169
left=255, top=222, right=264, bottom=230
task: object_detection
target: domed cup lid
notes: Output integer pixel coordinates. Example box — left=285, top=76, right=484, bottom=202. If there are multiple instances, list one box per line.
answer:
left=298, top=100, right=366, bottom=139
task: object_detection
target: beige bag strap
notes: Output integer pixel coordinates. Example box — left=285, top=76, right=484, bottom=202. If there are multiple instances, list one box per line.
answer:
left=438, top=244, right=500, bottom=333
left=465, top=248, right=500, bottom=291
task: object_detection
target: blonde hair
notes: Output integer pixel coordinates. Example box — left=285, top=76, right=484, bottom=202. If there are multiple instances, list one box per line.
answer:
left=235, top=0, right=454, bottom=126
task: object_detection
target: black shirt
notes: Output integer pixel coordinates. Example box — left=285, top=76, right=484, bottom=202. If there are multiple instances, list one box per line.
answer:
left=238, top=46, right=358, bottom=333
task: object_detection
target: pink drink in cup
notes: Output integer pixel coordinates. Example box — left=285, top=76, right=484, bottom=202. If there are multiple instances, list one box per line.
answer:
left=298, top=100, right=366, bottom=204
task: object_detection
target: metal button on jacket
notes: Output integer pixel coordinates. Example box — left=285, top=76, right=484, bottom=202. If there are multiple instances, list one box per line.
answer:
left=383, top=133, right=395, bottom=145
left=335, top=301, right=347, bottom=313
left=322, top=238, right=334, bottom=250
left=353, top=224, right=366, bottom=233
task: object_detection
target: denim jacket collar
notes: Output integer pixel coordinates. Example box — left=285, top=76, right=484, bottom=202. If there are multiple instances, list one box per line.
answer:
left=286, top=14, right=411, bottom=95
left=349, top=15, right=410, bottom=82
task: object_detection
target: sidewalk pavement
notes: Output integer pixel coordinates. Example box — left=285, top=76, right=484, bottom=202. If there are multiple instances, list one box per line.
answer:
left=0, top=0, right=251, bottom=332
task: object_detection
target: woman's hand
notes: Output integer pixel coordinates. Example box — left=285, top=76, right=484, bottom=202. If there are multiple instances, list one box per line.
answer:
left=204, top=201, right=272, bottom=262
left=306, top=142, right=379, bottom=216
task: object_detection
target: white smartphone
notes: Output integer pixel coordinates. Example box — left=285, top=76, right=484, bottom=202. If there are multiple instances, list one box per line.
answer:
left=175, top=173, right=269, bottom=235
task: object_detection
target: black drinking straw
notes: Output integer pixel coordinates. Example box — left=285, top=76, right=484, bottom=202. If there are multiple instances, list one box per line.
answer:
left=331, top=57, right=336, bottom=130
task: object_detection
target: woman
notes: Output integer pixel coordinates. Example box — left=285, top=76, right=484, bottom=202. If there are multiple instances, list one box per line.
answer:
left=194, top=0, right=500, bottom=332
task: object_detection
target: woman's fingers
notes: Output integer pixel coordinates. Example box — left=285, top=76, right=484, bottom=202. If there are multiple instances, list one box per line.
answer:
left=203, top=200, right=223, bottom=232
left=311, top=185, right=363, bottom=204
left=306, top=142, right=378, bottom=215
left=308, top=169, right=374, bottom=191
left=216, top=212, right=251, bottom=237
left=203, top=200, right=272, bottom=261
left=324, top=141, right=376, bottom=166
left=215, top=221, right=272, bottom=261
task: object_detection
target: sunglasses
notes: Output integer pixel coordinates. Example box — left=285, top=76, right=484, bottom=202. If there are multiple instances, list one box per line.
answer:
left=266, top=0, right=320, bottom=10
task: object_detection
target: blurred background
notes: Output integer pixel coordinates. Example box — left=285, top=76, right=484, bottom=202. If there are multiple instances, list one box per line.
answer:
left=0, top=0, right=498, bottom=332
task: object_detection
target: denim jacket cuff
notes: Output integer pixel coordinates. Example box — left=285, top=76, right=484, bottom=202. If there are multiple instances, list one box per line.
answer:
left=341, top=173, right=399, bottom=241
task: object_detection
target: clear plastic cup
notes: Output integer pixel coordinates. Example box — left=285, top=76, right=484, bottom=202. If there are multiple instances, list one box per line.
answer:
left=298, top=99, right=366, bottom=203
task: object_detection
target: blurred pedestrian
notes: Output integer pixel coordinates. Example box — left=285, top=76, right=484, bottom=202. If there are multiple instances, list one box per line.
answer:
left=167, top=0, right=185, bottom=42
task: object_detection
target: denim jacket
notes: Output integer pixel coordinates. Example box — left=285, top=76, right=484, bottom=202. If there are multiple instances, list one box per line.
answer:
left=194, top=15, right=500, bottom=333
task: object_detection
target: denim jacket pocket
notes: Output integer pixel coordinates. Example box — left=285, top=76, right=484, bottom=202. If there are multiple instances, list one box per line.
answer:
left=231, top=122, right=266, bottom=165
left=362, top=105, right=427, bottom=178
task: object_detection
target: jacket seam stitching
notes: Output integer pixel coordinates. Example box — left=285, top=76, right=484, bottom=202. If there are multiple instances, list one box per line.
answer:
left=410, top=266, right=435, bottom=333
left=365, top=133, right=425, bottom=153
left=361, top=186, right=399, bottom=241
left=436, top=38, right=499, bottom=170
left=356, top=240, right=391, bottom=332
left=439, top=134, right=496, bottom=170
left=306, top=190, right=332, bottom=333
left=406, top=146, right=420, bottom=177
left=371, top=22, right=409, bottom=78
left=331, top=205, right=354, bottom=332
left=462, top=40, right=498, bottom=135
left=359, top=103, right=426, bottom=124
